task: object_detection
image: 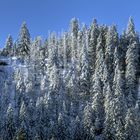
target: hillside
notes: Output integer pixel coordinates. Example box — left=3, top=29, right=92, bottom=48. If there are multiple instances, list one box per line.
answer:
left=0, top=17, right=140, bottom=140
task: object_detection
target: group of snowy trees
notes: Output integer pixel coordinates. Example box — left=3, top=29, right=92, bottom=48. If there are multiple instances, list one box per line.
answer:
left=0, top=17, right=140, bottom=140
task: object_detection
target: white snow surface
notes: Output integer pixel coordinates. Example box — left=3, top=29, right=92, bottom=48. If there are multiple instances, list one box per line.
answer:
left=0, top=57, right=28, bottom=108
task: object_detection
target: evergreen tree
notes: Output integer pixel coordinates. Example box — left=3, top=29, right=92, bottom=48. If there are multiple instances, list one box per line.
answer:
left=92, top=74, right=104, bottom=139
left=124, top=108, right=138, bottom=140
left=2, top=34, right=13, bottom=56
left=70, top=18, right=79, bottom=61
left=5, top=104, right=15, bottom=140
left=70, top=18, right=79, bottom=38
left=73, top=116, right=83, bottom=140
left=83, top=103, right=94, bottom=139
left=30, top=36, right=42, bottom=86
left=17, top=22, right=30, bottom=59
left=88, top=19, right=99, bottom=80
left=104, top=83, right=114, bottom=140
left=125, top=17, right=139, bottom=107
left=105, top=26, right=116, bottom=87
left=63, top=33, right=69, bottom=69
left=18, top=101, right=28, bottom=140
left=57, top=113, right=68, bottom=140
left=119, top=30, right=128, bottom=73
left=113, top=64, right=127, bottom=139
left=94, top=34, right=105, bottom=84
left=79, top=25, right=90, bottom=95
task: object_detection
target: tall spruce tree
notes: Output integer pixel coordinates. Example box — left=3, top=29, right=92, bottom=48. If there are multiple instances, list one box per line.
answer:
left=124, top=108, right=138, bottom=140
left=79, top=25, right=90, bottom=95
left=17, top=22, right=31, bottom=59
left=105, top=26, right=116, bottom=87
left=92, top=74, right=104, bottom=139
left=125, top=17, right=140, bottom=107
left=83, top=103, right=94, bottom=139
left=88, top=19, right=99, bottom=82
left=2, top=34, right=13, bottom=56
left=69, top=18, right=79, bottom=62
left=94, top=34, right=105, bottom=85
left=113, top=64, right=127, bottom=139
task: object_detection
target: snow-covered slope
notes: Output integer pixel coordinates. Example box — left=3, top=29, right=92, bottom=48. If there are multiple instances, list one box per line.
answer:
left=0, top=57, right=28, bottom=105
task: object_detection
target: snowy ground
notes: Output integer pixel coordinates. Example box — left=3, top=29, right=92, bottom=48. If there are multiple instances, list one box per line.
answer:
left=0, top=57, right=29, bottom=106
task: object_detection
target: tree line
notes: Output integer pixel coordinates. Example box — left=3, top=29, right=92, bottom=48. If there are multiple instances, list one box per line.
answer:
left=0, top=17, right=140, bottom=140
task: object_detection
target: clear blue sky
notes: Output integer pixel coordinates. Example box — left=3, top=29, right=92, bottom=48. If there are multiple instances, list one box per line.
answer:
left=0, top=0, right=140, bottom=48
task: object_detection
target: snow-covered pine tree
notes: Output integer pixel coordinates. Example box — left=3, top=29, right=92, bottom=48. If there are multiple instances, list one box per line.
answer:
left=1, top=35, right=13, bottom=56
left=57, top=113, right=68, bottom=140
left=125, top=17, right=140, bottom=107
left=79, top=25, right=90, bottom=95
left=83, top=103, right=94, bottom=139
left=112, top=64, right=127, bottom=139
left=30, top=36, right=42, bottom=85
left=105, top=26, right=116, bottom=86
left=88, top=19, right=99, bottom=82
left=5, top=104, right=16, bottom=140
left=124, top=108, right=139, bottom=140
left=70, top=18, right=79, bottom=39
left=93, top=33, right=105, bottom=85
left=47, top=33, right=59, bottom=68
left=26, top=99, right=37, bottom=139
left=17, top=22, right=31, bottom=60
left=70, top=18, right=79, bottom=61
left=73, top=116, right=83, bottom=140
left=77, top=30, right=83, bottom=65
left=104, top=83, right=114, bottom=140
left=119, top=30, right=128, bottom=73
left=18, top=101, right=28, bottom=139
left=62, top=33, right=68, bottom=69
left=91, top=73, right=105, bottom=139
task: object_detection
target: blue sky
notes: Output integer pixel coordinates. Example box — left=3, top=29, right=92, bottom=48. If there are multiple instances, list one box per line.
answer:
left=0, top=0, right=140, bottom=47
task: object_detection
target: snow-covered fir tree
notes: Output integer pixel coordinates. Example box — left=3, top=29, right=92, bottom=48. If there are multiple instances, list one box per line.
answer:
left=125, top=17, right=140, bottom=108
left=1, top=35, right=13, bottom=56
left=17, top=22, right=31, bottom=60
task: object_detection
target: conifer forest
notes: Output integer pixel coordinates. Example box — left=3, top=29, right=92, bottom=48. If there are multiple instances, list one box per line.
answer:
left=0, top=17, right=140, bottom=140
